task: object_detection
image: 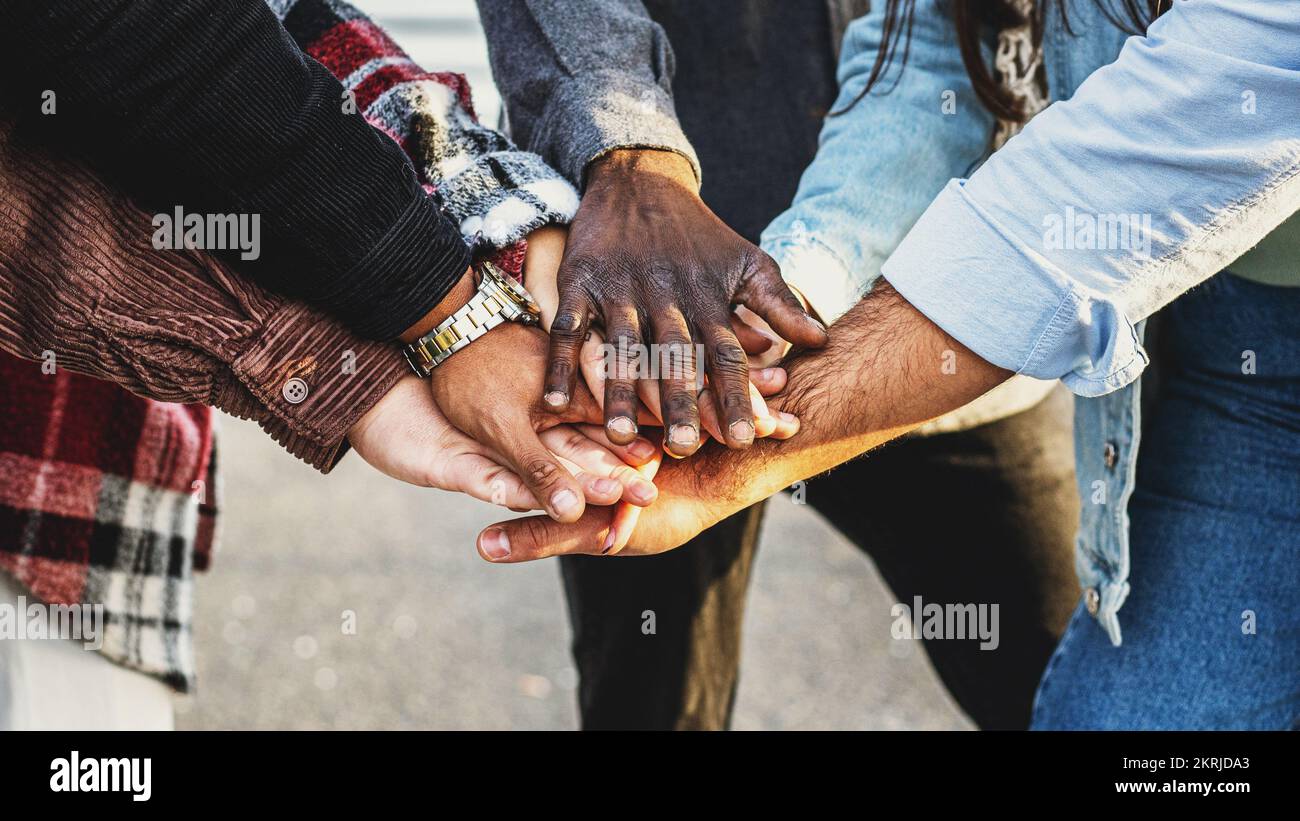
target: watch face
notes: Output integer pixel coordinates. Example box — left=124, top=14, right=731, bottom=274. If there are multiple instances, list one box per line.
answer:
left=482, top=262, right=540, bottom=318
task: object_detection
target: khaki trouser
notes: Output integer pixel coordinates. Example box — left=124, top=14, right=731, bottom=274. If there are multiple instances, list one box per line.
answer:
left=0, top=573, right=172, bottom=730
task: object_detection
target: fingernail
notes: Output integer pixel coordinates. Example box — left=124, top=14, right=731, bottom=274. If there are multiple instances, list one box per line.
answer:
left=778, top=411, right=798, bottom=423
left=760, top=367, right=777, bottom=381
left=668, top=424, right=698, bottom=448
left=808, top=317, right=827, bottom=334
left=607, top=416, right=636, bottom=436
left=544, top=391, right=567, bottom=407
left=480, top=528, right=511, bottom=560
left=628, top=438, right=656, bottom=460
left=600, top=529, right=617, bottom=555
left=729, top=419, right=755, bottom=442
left=592, top=477, right=620, bottom=496
left=550, top=488, right=580, bottom=517
left=630, top=480, right=657, bottom=503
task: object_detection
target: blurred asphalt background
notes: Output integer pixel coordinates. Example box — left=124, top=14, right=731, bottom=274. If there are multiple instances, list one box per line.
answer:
left=175, top=0, right=971, bottom=730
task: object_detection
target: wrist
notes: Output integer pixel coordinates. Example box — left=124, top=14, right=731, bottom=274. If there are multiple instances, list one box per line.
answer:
left=585, top=148, right=700, bottom=194
left=522, top=226, right=566, bottom=331
left=399, top=265, right=476, bottom=344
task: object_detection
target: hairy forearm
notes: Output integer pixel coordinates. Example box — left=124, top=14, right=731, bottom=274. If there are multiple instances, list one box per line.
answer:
left=688, top=280, right=1012, bottom=505
left=475, top=279, right=1018, bottom=561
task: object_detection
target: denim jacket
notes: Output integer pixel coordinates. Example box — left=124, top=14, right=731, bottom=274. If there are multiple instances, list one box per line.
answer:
left=762, top=0, right=1300, bottom=644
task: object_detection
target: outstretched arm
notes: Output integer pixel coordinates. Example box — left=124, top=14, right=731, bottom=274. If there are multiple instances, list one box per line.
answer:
left=474, top=281, right=1011, bottom=562
left=0, top=122, right=656, bottom=512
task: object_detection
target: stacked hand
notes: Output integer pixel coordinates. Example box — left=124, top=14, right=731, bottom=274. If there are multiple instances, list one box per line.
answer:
left=350, top=148, right=842, bottom=559
left=347, top=373, right=662, bottom=514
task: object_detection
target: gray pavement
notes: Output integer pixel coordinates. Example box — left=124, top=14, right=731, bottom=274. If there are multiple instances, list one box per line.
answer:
left=176, top=413, right=970, bottom=730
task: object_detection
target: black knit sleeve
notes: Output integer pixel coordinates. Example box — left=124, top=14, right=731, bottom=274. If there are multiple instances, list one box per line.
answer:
left=0, top=0, right=469, bottom=340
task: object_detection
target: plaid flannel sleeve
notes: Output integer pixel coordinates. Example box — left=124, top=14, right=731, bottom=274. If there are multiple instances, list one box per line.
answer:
left=276, top=0, right=578, bottom=250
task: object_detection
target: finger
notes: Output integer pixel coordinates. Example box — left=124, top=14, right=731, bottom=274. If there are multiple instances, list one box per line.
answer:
left=749, top=365, right=787, bottom=396
left=558, top=463, right=624, bottom=506
left=731, top=312, right=776, bottom=355
left=477, top=443, right=662, bottom=562
left=585, top=328, right=664, bottom=424
left=544, top=438, right=622, bottom=505
left=572, top=425, right=663, bottom=506
left=602, top=450, right=661, bottom=555
left=747, top=383, right=777, bottom=438
left=732, top=305, right=786, bottom=368
left=491, top=419, right=587, bottom=523
left=477, top=509, right=612, bottom=563
left=604, top=501, right=644, bottom=556
left=539, top=425, right=658, bottom=506
left=572, top=424, right=658, bottom=468
left=649, top=308, right=702, bottom=458
left=452, top=456, right=540, bottom=510
left=768, top=410, right=800, bottom=440
left=635, top=370, right=663, bottom=424
left=737, top=253, right=829, bottom=349
left=698, top=386, right=724, bottom=443
left=543, top=287, right=594, bottom=412
left=579, top=328, right=608, bottom=410
left=580, top=330, right=659, bottom=429
left=700, top=378, right=774, bottom=442
left=598, top=306, right=644, bottom=445
left=701, top=320, right=755, bottom=449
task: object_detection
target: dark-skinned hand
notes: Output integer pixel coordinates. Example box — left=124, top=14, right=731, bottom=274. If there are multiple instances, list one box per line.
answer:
left=542, top=149, right=828, bottom=458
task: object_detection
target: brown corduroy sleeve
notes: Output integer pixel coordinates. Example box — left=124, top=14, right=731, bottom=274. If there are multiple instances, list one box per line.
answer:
left=0, top=123, right=406, bottom=472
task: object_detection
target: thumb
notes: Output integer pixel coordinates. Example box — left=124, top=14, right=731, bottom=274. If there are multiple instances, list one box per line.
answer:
left=477, top=507, right=614, bottom=563
left=493, top=419, right=588, bottom=523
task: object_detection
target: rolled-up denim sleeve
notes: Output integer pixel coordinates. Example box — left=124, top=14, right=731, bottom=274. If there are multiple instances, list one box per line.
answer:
left=760, top=1, right=994, bottom=324
left=882, top=0, right=1300, bottom=397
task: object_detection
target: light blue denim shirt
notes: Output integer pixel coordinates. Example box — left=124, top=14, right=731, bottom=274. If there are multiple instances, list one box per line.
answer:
left=761, top=0, right=1300, bottom=645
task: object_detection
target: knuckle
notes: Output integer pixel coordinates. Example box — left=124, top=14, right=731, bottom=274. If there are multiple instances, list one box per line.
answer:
left=605, top=381, right=638, bottom=408
left=547, top=357, right=576, bottom=387
left=518, top=516, right=555, bottom=550
left=561, top=254, right=602, bottom=280
left=560, top=428, right=589, bottom=454
left=551, top=312, right=587, bottom=339
left=750, top=249, right=782, bottom=279
left=642, top=255, right=679, bottom=282
left=522, top=456, right=563, bottom=489
left=656, top=328, right=692, bottom=349
left=608, top=326, right=642, bottom=349
left=721, top=387, right=752, bottom=413
left=664, top=389, right=699, bottom=418
left=710, top=341, right=749, bottom=373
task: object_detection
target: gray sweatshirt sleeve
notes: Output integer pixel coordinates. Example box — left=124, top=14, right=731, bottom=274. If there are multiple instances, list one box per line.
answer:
left=475, top=0, right=701, bottom=188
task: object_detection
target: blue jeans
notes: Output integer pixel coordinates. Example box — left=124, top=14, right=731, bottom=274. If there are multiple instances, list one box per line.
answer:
left=1032, top=272, right=1300, bottom=730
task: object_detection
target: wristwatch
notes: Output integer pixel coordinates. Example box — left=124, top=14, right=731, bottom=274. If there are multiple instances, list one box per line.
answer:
left=402, top=260, right=541, bottom=377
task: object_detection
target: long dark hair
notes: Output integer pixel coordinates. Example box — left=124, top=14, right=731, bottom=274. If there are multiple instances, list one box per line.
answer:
left=839, top=0, right=1170, bottom=123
